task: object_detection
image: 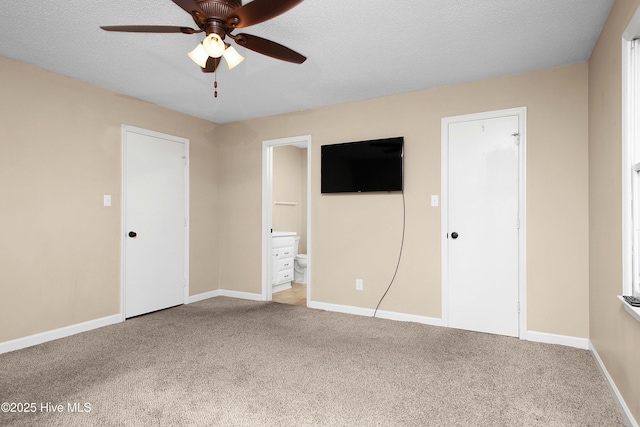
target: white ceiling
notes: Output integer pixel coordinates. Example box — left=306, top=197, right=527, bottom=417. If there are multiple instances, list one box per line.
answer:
left=0, top=1, right=613, bottom=124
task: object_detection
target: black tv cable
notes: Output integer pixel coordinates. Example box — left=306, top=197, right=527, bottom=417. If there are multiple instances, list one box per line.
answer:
left=373, top=189, right=406, bottom=318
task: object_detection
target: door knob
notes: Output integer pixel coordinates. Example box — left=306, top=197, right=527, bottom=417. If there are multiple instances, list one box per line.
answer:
left=451, top=232, right=459, bottom=239
left=128, top=231, right=137, bottom=238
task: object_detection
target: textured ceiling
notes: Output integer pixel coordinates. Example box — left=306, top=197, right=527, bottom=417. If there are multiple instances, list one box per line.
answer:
left=0, top=0, right=613, bottom=124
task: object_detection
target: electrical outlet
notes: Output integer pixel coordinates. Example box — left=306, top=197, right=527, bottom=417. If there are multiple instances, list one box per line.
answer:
left=356, top=279, right=363, bottom=291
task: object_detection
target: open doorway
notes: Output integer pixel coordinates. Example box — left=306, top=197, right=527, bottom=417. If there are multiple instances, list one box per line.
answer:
left=262, top=135, right=312, bottom=306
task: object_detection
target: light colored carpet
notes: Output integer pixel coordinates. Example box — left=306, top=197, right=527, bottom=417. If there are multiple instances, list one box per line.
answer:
left=0, top=297, right=625, bottom=426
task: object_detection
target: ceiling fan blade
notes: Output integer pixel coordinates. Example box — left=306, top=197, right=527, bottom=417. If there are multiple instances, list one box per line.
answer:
left=229, top=0, right=303, bottom=29
left=100, top=25, right=202, bottom=34
left=234, top=33, right=306, bottom=64
left=201, top=57, right=221, bottom=73
left=171, top=0, right=207, bottom=28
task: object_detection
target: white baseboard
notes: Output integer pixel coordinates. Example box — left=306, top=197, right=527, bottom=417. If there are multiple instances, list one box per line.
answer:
left=188, top=289, right=222, bottom=304
left=189, top=289, right=264, bottom=304
left=0, top=314, right=122, bottom=355
left=526, top=330, right=590, bottom=349
left=308, top=300, right=373, bottom=317
left=218, top=289, right=264, bottom=301
left=376, top=309, right=443, bottom=326
left=590, top=341, right=639, bottom=427
left=307, top=300, right=442, bottom=326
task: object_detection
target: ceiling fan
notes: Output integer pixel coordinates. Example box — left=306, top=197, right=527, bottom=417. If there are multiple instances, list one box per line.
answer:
left=101, top=0, right=307, bottom=74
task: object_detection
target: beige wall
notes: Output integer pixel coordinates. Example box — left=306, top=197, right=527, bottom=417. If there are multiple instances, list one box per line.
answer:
left=216, top=63, right=590, bottom=338
left=589, top=0, right=640, bottom=421
left=272, top=145, right=307, bottom=253
left=0, top=56, right=219, bottom=343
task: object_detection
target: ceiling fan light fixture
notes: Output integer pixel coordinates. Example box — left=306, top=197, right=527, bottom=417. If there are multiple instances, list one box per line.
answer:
left=223, top=45, right=245, bottom=70
left=188, top=43, right=209, bottom=68
left=104, top=0, right=307, bottom=79
left=202, top=33, right=225, bottom=58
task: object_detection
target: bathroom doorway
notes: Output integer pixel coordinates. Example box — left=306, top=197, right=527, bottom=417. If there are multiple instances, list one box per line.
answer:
left=262, top=135, right=312, bottom=306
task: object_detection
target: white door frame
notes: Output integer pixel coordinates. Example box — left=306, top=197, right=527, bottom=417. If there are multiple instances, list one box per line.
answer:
left=440, top=107, right=527, bottom=339
left=262, top=135, right=312, bottom=302
left=120, top=125, right=190, bottom=320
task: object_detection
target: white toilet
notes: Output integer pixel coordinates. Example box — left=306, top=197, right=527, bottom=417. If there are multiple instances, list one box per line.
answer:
left=293, top=236, right=308, bottom=284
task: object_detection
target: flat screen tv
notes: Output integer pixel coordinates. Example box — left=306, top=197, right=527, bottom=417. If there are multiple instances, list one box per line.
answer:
left=321, top=137, right=404, bottom=193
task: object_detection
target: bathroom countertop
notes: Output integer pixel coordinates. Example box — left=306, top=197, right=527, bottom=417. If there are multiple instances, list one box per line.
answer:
left=272, top=231, right=297, bottom=237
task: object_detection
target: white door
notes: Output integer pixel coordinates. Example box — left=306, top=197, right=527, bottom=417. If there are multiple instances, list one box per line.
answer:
left=445, top=113, right=520, bottom=337
left=123, top=127, right=188, bottom=318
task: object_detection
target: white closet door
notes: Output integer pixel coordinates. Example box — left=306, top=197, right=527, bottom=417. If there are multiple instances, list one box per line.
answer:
left=124, top=128, right=187, bottom=318
left=446, top=114, right=520, bottom=337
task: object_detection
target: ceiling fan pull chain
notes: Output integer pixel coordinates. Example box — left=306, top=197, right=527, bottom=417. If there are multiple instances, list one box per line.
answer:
left=214, top=70, right=218, bottom=98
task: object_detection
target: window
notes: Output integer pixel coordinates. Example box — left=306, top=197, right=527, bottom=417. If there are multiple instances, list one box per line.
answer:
left=623, top=31, right=640, bottom=299
left=630, top=38, right=640, bottom=299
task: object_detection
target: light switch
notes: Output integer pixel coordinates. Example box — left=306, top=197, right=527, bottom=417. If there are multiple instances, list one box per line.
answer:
left=104, top=195, right=111, bottom=207
left=431, top=195, right=439, bottom=207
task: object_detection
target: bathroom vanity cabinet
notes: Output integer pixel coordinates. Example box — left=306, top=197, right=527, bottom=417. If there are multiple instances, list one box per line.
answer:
left=271, top=233, right=295, bottom=292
